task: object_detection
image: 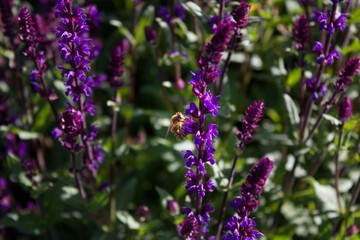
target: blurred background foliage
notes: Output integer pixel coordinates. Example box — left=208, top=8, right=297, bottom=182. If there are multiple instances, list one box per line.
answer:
left=0, top=0, right=360, bottom=239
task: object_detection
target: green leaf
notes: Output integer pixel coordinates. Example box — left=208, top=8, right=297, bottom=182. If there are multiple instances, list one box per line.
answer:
left=116, top=211, right=140, bottom=230
left=322, top=114, right=342, bottom=126
left=284, top=93, right=300, bottom=126
left=286, top=68, right=302, bottom=87
left=182, top=2, right=208, bottom=20
left=17, top=130, right=40, bottom=140
left=311, top=179, right=342, bottom=213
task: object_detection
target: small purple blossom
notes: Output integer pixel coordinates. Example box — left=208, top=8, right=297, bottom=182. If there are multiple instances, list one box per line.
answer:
left=60, top=105, right=83, bottom=137
left=175, top=3, right=185, bottom=20
left=312, top=42, right=340, bottom=65
left=179, top=211, right=200, bottom=239
left=223, top=157, right=274, bottom=239
left=338, top=96, right=352, bottom=124
left=135, top=205, right=150, bottom=221
left=305, top=78, right=327, bottom=101
left=235, top=101, right=265, bottom=149
left=166, top=200, right=179, bottom=215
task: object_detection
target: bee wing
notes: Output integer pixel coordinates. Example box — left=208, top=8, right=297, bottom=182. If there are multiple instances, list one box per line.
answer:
left=165, top=124, right=171, bottom=138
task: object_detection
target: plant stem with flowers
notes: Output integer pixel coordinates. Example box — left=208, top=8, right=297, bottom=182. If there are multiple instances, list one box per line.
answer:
left=215, top=100, right=265, bottom=239
left=53, top=0, right=103, bottom=199
left=107, top=42, right=127, bottom=226
left=179, top=17, right=235, bottom=239
left=223, top=157, right=274, bottom=240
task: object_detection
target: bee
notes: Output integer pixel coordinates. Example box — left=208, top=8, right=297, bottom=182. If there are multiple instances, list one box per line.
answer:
left=166, top=112, right=187, bottom=139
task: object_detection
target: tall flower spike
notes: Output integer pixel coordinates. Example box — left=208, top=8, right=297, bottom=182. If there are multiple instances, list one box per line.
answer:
left=107, top=42, right=126, bottom=89
left=180, top=17, right=235, bottom=238
left=338, top=96, right=352, bottom=124
left=293, top=15, right=309, bottom=50
left=223, top=157, right=274, bottom=240
left=236, top=101, right=265, bottom=150
left=17, top=7, right=39, bottom=58
left=0, top=0, right=14, bottom=42
left=335, top=57, right=360, bottom=93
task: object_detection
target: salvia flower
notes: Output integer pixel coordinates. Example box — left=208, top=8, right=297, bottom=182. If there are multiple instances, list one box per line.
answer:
left=136, top=205, right=150, bottom=222
left=235, top=101, right=265, bottom=150
left=313, top=4, right=347, bottom=35
left=144, top=26, right=157, bottom=45
left=0, top=0, right=14, bottom=42
left=312, top=41, right=340, bottom=65
left=55, top=0, right=92, bottom=105
left=55, top=0, right=103, bottom=178
left=335, top=57, right=360, bottom=93
left=166, top=199, right=179, bottom=215
left=293, top=15, right=310, bottom=50
left=179, top=210, right=200, bottom=239
left=180, top=17, right=235, bottom=238
left=346, top=224, right=358, bottom=237
left=17, top=7, right=39, bottom=58
left=107, top=42, right=127, bottom=89
left=223, top=157, right=274, bottom=240
left=232, top=1, right=251, bottom=31
left=305, top=77, right=327, bottom=101
left=338, top=96, right=352, bottom=124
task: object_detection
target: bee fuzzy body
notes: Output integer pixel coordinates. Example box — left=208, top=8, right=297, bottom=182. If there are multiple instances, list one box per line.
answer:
left=167, top=112, right=187, bottom=139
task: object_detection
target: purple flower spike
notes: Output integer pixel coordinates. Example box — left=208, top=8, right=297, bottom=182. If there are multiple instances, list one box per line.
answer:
left=236, top=101, right=265, bottom=149
left=338, top=96, right=352, bottom=124
left=144, top=26, right=157, bottom=45
left=293, top=15, right=310, bottom=50
left=107, top=42, right=126, bottom=89
left=232, top=1, right=251, bottom=30
left=223, top=157, right=274, bottom=240
left=0, top=0, right=14, bottom=40
left=199, top=18, right=234, bottom=85
left=335, top=57, right=360, bottom=93
left=180, top=15, right=237, bottom=238
left=17, top=8, right=39, bottom=58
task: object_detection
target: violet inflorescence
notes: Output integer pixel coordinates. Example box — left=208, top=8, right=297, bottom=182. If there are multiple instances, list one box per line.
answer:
left=179, top=17, right=235, bottom=239
left=235, top=101, right=265, bottom=150
left=223, top=157, right=274, bottom=240
left=53, top=0, right=103, bottom=178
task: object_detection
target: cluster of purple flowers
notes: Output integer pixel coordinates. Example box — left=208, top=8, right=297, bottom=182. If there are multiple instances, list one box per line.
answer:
left=312, top=41, right=340, bottom=65
left=223, top=157, right=274, bottom=240
left=159, top=2, right=185, bottom=24
left=107, top=41, right=128, bottom=89
left=180, top=16, right=235, bottom=239
left=53, top=0, right=103, bottom=177
left=334, top=57, right=360, bottom=93
left=305, top=77, right=327, bottom=101
left=235, top=101, right=265, bottom=150
left=313, top=7, right=347, bottom=35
